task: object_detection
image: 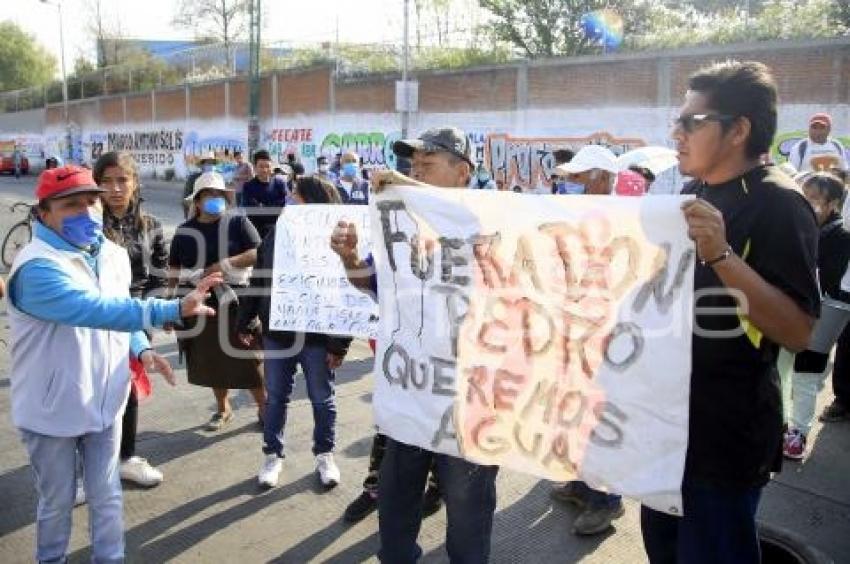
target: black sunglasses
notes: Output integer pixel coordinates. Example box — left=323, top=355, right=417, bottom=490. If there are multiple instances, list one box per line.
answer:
left=673, top=113, right=737, bottom=133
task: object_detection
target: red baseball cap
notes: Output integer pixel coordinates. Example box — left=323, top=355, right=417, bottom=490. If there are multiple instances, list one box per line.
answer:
left=810, top=113, right=832, bottom=127
left=36, top=165, right=105, bottom=201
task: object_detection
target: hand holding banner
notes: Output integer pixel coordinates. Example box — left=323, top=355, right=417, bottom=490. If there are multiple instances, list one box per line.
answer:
left=269, top=205, right=379, bottom=339
left=370, top=186, right=695, bottom=515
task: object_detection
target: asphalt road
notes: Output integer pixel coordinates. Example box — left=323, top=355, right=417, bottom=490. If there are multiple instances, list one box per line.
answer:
left=0, top=173, right=848, bottom=562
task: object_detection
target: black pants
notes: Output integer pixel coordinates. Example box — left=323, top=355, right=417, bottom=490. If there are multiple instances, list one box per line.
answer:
left=641, top=481, right=762, bottom=564
left=832, top=312, right=850, bottom=408
left=794, top=350, right=829, bottom=373
left=120, top=387, right=138, bottom=461
left=362, top=433, right=438, bottom=495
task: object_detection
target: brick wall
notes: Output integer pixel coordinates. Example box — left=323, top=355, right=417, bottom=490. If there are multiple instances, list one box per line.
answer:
left=336, top=76, right=395, bottom=113
left=125, top=93, right=152, bottom=124
left=154, top=88, right=186, bottom=122
left=42, top=38, right=849, bottom=129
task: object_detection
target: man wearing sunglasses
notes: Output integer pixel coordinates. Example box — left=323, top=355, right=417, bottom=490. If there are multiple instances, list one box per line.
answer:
left=640, top=62, right=820, bottom=563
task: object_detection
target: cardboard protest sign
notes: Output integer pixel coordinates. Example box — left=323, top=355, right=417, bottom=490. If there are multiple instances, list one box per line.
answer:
left=269, top=205, right=378, bottom=339
left=370, top=186, right=695, bottom=515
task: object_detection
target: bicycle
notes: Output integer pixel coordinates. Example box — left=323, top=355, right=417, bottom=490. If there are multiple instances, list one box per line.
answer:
left=2, top=201, right=36, bottom=269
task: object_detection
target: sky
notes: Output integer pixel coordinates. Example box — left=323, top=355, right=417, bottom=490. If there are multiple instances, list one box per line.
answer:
left=4, top=0, right=412, bottom=74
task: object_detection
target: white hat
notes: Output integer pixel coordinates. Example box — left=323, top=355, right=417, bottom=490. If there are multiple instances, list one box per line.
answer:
left=199, top=150, right=217, bottom=163
left=184, top=171, right=232, bottom=201
left=554, top=145, right=619, bottom=175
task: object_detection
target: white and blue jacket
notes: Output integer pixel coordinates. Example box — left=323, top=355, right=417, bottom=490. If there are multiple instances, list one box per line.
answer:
left=7, top=222, right=181, bottom=436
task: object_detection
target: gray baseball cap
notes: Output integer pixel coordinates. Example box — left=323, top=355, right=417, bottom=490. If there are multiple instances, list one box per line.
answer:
left=393, top=127, right=473, bottom=167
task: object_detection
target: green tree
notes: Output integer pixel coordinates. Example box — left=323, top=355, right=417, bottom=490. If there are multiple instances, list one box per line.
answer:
left=0, top=21, right=57, bottom=91
left=173, top=0, right=250, bottom=73
left=477, top=0, right=655, bottom=58
left=632, top=0, right=846, bottom=50
left=832, top=0, right=850, bottom=28
left=414, top=45, right=512, bottom=69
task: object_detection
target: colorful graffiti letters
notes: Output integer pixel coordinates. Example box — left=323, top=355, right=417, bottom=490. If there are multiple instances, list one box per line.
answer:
left=486, top=132, right=645, bottom=193
left=320, top=131, right=401, bottom=169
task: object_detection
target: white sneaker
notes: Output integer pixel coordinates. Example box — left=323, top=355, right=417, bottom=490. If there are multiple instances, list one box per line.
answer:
left=120, top=456, right=163, bottom=487
left=258, top=454, right=282, bottom=488
left=74, top=478, right=86, bottom=506
left=315, top=452, right=340, bottom=488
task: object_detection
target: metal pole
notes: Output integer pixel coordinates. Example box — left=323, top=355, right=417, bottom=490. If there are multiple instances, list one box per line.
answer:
left=56, top=2, right=71, bottom=163
left=401, top=0, right=410, bottom=138
left=247, top=0, right=262, bottom=156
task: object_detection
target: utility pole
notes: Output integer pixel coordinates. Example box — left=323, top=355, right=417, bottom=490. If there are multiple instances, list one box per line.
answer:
left=401, top=0, right=410, bottom=138
left=41, top=0, right=71, bottom=163
left=248, top=0, right=262, bottom=157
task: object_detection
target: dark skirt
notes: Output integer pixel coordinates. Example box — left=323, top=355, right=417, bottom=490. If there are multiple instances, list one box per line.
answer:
left=181, top=299, right=263, bottom=390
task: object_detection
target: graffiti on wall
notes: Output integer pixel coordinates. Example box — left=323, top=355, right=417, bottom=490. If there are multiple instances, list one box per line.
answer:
left=262, top=128, right=403, bottom=172
left=89, top=133, right=107, bottom=161
left=183, top=131, right=246, bottom=177
left=319, top=131, right=402, bottom=169
left=266, top=128, right=316, bottom=164
left=106, top=129, right=184, bottom=167
left=771, top=130, right=850, bottom=166
left=485, top=131, right=646, bottom=192
left=0, top=134, right=46, bottom=160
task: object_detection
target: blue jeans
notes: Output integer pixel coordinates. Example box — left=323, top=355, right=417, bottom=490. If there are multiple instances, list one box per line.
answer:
left=262, top=337, right=336, bottom=456
left=640, top=481, right=762, bottom=564
left=20, top=425, right=124, bottom=564
left=378, top=438, right=499, bottom=564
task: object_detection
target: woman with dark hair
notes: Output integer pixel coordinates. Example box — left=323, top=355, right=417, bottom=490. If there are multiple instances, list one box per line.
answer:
left=237, top=176, right=350, bottom=489
left=93, top=151, right=169, bottom=487
left=783, top=172, right=850, bottom=460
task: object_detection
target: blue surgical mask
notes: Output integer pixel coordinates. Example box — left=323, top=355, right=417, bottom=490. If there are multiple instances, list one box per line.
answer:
left=557, top=181, right=586, bottom=195
left=202, top=164, right=215, bottom=173
left=478, top=173, right=491, bottom=183
left=202, top=196, right=227, bottom=216
left=61, top=209, right=103, bottom=248
left=342, top=162, right=358, bottom=178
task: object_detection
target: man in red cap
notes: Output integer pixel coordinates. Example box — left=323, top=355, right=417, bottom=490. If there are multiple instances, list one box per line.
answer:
left=789, top=113, right=847, bottom=172
left=6, top=165, right=222, bottom=563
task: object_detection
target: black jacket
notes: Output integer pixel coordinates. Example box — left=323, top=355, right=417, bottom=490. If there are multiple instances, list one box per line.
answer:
left=816, top=212, right=850, bottom=300
left=103, top=202, right=168, bottom=299
left=236, top=225, right=352, bottom=357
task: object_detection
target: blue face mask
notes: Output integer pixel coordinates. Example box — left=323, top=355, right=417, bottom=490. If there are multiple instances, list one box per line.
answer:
left=202, top=196, right=227, bottom=216
left=341, top=162, right=358, bottom=178
left=61, top=209, right=103, bottom=248
left=557, top=181, right=586, bottom=195
left=478, top=173, right=491, bottom=183
left=202, top=164, right=215, bottom=173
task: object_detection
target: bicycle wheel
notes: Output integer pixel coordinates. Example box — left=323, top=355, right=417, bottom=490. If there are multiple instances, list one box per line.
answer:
left=2, top=221, right=32, bottom=268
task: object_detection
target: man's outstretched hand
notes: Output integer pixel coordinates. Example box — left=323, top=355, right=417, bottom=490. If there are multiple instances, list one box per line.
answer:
left=180, top=273, right=224, bottom=318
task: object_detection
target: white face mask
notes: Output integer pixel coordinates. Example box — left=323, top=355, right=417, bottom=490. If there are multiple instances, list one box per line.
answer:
left=318, top=164, right=330, bottom=173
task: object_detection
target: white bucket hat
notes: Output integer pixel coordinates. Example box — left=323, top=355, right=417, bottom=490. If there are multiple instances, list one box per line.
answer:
left=184, top=171, right=233, bottom=201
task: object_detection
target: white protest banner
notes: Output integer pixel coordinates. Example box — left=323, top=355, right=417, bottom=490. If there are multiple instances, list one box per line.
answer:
left=269, top=205, right=378, bottom=339
left=370, top=186, right=695, bottom=515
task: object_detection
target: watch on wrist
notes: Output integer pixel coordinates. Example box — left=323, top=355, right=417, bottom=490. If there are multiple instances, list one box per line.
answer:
left=701, top=246, right=733, bottom=267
